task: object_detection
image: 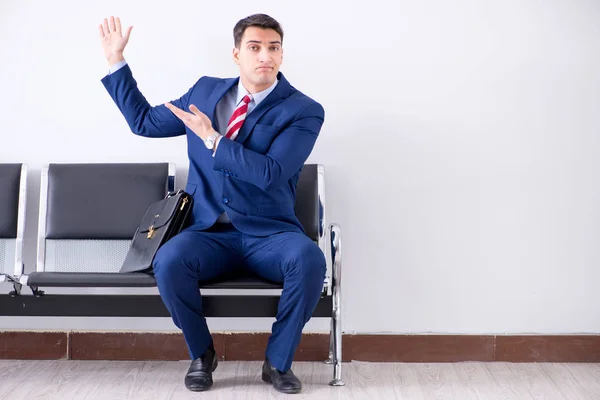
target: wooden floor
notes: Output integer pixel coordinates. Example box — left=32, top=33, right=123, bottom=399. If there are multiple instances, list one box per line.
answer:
left=1, top=360, right=599, bottom=399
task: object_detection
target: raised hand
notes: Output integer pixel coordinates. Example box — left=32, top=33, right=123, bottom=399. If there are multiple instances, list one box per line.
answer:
left=98, top=16, right=133, bottom=66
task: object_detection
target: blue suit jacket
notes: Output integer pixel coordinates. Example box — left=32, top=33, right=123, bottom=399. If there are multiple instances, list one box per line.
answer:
left=101, top=65, right=324, bottom=237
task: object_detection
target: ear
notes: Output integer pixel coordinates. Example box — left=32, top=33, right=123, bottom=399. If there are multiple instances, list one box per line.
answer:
left=232, top=46, right=240, bottom=65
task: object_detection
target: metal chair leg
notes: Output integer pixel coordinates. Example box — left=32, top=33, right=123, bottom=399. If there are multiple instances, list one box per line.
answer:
left=325, top=318, right=334, bottom=364
left=329, top=223, right=345, bottom=386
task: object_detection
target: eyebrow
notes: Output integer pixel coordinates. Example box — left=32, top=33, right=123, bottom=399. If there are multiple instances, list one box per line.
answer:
left=246, top=40, right=281, bottom=45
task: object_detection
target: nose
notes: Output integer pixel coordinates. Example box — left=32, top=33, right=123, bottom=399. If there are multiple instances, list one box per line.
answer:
left=258, top=48, right=271, bottom=63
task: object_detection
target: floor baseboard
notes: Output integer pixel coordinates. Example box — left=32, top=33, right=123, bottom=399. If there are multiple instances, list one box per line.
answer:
left=1, top=331, right=599, bottom=362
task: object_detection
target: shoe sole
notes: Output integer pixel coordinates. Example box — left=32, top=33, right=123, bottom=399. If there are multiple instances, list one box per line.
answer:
left=187, top=385, right=212, bottom=392
left=261, top=373, right=301, bottom=394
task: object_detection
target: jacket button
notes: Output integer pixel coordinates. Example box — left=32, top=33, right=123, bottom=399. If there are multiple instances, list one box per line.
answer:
left=222, top=197, right=229, bottom=204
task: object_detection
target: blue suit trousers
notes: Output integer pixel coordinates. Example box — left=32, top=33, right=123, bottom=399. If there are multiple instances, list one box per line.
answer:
left=152, top=222, right=326, bottom=372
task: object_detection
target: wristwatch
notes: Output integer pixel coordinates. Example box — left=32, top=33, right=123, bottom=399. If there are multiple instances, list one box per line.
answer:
left=204, top=132, right=220, bottom=150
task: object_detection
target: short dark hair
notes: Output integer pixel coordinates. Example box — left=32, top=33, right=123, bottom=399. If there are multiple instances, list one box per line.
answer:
left=233, top=14, right=283, bottom=48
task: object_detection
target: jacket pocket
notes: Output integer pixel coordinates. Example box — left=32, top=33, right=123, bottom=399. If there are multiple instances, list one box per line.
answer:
left=246, top=124, right=279, bottom=154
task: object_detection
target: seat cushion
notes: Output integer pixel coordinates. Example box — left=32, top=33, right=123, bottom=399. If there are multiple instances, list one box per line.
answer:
left=200, top=271, right=283, bottom=289
left=25, top=270, right=284, bottom=289
left=26, top=271, right=157, bottom=287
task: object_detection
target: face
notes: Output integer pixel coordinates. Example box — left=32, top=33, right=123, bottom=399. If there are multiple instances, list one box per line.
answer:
left=233, top=26, right=283, bottom=93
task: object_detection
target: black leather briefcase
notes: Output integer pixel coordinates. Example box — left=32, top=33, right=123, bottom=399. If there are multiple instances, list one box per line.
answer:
left=120, top=190, right=193, bottom=274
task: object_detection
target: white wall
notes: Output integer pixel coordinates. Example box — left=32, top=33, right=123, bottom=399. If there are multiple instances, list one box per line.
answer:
left=1, top=0, right=600, bottom=334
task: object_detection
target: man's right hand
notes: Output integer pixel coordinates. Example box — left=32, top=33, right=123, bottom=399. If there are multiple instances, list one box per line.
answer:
left=99, top=16, right=133, bottom=67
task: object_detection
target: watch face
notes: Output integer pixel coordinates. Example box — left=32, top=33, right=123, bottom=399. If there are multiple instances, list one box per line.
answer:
left=204, top=138, right=213, bottom=149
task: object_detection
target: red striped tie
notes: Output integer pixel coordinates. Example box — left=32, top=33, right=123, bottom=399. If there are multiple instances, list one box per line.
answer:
left=225, top=95, right=252, bottom=140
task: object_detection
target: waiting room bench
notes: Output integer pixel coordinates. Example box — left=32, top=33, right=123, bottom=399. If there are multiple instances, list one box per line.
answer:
left=2, top=162, right=344, bottom=386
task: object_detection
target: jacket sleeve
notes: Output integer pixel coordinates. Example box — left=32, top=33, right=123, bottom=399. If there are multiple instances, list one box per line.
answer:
left=212, top=102, right=324, bottom=191
left=101, top=64, right=196, bottom=138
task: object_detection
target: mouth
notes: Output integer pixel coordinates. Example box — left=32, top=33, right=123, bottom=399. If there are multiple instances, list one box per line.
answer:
left=256, top=66, right=273, bottom=72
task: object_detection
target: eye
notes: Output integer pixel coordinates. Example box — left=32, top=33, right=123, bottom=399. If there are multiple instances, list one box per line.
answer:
left=249, top=45, right=259, bottom=51
left=270, top=46, right=280, bottom=51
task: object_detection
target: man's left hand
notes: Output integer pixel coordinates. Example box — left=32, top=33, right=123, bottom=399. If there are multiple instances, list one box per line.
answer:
left=165, top=102, right=215, bottom=140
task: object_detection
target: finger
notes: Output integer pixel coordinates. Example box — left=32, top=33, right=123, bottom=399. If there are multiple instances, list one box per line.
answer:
left=109, top=16, right=115, bottom=32
left=124, top=26, right=133, bottom=40
left=98, top=25, right=105, bottom=38
left=115, top=17, right=122, bottom=35
left=165, top=102, right=188, bottom=120
left=188, top=104, right=205, bottom=117
left=166, top=102, right=190, bottom=117
left=165, top=102, right=179, bottom=113
left=103, top=18, right=109, bottom=35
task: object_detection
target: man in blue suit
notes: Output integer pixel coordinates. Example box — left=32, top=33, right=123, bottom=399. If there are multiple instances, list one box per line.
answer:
left=99, top=13, right=325, bottom=394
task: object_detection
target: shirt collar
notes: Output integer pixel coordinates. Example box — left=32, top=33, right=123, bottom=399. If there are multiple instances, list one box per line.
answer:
left=236, top=78, right=279, bottom=107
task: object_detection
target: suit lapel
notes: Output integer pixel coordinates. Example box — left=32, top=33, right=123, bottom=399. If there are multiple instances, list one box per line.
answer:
left=235, top=72, right=292, bottom=145
left=206, top=77, right=238, bottom=130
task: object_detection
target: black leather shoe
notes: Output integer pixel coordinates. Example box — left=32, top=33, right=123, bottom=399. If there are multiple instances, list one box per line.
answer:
left=261, top=358, right=302, bottom=394
left=184, top=346, right=218, bottom=392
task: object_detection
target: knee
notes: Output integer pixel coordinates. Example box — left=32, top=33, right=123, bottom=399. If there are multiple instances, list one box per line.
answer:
left=282, top=242, right=326, bottom=282
left=153, top=241, right=188, bottom=285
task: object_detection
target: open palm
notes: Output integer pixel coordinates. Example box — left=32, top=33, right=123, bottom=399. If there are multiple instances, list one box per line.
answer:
left=98, top=16, right=133, bottom=62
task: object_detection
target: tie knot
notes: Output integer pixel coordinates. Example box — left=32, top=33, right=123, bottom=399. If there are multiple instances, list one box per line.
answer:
left=242, top=94, right=252, bottom=104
